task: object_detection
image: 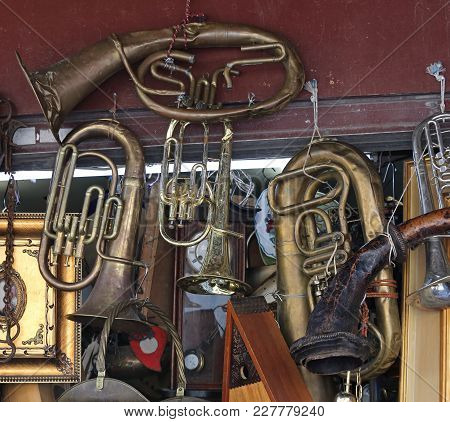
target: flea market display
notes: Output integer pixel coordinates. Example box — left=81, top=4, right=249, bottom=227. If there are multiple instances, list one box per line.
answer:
left=0, top=12, right=449, bottom=403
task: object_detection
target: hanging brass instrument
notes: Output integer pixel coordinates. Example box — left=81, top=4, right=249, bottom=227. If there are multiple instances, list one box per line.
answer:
left=17, top=22, right=304, bottom=141
left=411, top=113, right=450, bottom=308
left=143, top=54, right=250, bottom=295
left=268, top=140, right=401, bottom=399
left=108, top=24, right=302, bottom=295
left=37, top=120, right=148, bottom=331
left=159, top=119, right=251, bottom=295
left=18, top=22, right=303, bottom=300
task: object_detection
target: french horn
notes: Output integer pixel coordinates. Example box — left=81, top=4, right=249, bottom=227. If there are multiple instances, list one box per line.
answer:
left=17, top=22, right=304, bottom=140
left=411, top=113, right=450, bottom=308
left=268, top=140, right=401, bottom=399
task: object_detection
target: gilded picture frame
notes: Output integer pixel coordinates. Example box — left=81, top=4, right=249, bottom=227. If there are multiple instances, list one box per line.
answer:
left=0, top=213, right=81, bottom=383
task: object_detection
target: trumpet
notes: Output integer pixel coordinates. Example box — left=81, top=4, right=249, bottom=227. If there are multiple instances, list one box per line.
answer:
left=268, top=140, right=401, bottom=399
left=148, top=60, right=250, bottom=295
left=411, top=113, right=450, bottom=308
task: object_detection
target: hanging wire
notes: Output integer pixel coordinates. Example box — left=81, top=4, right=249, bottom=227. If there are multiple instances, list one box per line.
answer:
left=109, top=93, right=118, bottom=121
left=383, top=141, right=429, bottom=266
left=325, top=239, right=339, bottom=278
left=426, top=61, right=446, bottom=113
left=230, top=169, right=256, bottom=206
left=164, top=0, right=205, bottom=68
left=301, top=79, right=333, bottom=189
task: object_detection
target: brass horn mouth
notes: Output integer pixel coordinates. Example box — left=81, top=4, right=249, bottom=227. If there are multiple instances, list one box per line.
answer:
left=177, top=274, right=251, bottom=296
left=16, top=51, right=62, bottom=143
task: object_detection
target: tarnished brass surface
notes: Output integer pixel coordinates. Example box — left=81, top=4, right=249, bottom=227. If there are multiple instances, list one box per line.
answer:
left=37, top=120, right=148, bottom=332
left=0, top=213, right=80, bottom=383
left=175, top=122, right=251, bottom=295
left=268, top=140, right=401, bottom=398
left=17, top=22, right=304, bottom=140
left=411, top=113, right=450, bottom=309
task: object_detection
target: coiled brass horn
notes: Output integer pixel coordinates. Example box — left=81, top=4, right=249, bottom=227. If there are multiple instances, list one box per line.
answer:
left=411, top=113, right=450, bottom=308
left=17, top=22, right=304, bottom=141
left=268, top=140, right=401, bottom=399
left=38, top=120, right=148, bottom=331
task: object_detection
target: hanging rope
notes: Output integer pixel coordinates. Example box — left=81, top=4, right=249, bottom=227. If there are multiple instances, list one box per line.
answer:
left=383, top=136, right=429, bottom=266
left=426, top=61, right=446, bottom=113
left=366, top=279, right=398, bottom=299
left=359, top=302, right=369, bottom=338
left=165, top=0, right=205, bottom=68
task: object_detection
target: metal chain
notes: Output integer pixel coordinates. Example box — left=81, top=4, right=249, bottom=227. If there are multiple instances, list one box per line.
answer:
left=0, top=176, right=19, bottom=363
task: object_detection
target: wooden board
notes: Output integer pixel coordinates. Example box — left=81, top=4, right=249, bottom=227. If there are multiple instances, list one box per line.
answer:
left=400, top=160, right=450, bottom=402
left=222, top=297, right=312, bottom=402
left=228, top=382, right=270, bottom=402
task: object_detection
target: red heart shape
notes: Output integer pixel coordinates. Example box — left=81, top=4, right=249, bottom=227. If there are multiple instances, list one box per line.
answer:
left=129, top=326, right=168, bottom=372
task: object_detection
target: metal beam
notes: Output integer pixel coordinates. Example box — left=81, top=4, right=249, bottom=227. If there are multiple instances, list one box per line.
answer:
left=11, top=93, right=441, bottom=170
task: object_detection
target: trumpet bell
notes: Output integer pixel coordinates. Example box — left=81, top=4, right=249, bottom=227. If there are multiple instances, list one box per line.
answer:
left=67, top=301, right=147, bottom=334
left=17, top=52, right=70, bottom=141
left=67, top=259, right=148, bottom=333
left=177, top=229, right=251, bottom=295
left=177, top=273, right=250, bottom=296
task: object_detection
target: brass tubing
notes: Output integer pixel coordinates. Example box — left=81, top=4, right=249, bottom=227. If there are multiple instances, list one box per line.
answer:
left=268, top=140, right=401, bottom=392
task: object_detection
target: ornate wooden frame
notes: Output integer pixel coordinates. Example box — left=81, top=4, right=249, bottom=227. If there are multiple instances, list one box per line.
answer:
left=0, top=213, right=81, bottom=383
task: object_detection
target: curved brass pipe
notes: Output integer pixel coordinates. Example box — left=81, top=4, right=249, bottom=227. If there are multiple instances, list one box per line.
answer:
left=193, top=75, right=210, bottom=107
left=150, top=59, right=196, bottom=107
left=17, top=21, right=304, bottom=139
left=223, top=43, right=286, bottom=88
left=268, top=140, right=401, bottom=396
left=38, top=119, right=147, bottom=331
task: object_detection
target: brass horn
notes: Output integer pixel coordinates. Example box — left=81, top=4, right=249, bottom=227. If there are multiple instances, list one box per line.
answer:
left=268, top=140, right=401, bottom=399
left=38, top=119, right=148, bottom=332
left=152, top=64, right=250, bottom=295
left=16, top=22, right=304, bottom=141
left=110, top=23, right=303, bottom=295
left=411, top=112, right=450, bottom=308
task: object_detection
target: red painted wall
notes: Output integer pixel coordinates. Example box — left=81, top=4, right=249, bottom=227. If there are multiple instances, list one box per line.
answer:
left=0, top=0, right=449, bottom=116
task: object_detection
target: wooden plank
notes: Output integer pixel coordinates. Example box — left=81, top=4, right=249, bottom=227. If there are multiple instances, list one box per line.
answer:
left=229, top=382, right=270, bottom=402
left=400, top=160, right=447, bottom=401
left=233, top=308, right=312, bottom=402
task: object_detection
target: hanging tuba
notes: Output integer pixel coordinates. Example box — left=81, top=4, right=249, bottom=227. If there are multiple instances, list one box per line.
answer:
left=268, top=140, right=401, bottom=399
left=37, top=120, right=148, bottom=332
left=411, top=112, right=450, bottom=308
